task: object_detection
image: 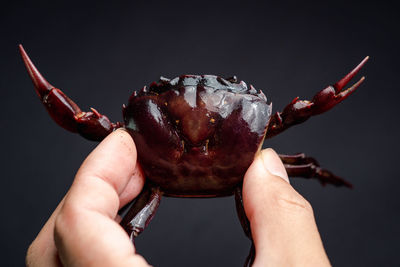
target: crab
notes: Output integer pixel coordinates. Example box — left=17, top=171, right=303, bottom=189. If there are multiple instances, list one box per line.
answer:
left=19, top=44, right=368, bottom=266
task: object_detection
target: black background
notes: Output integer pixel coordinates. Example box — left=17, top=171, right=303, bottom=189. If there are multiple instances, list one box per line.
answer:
left=1, top=0, right=399, bottom=266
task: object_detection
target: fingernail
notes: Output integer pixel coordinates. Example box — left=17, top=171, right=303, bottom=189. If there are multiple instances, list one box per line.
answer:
left=260, top=148, right=290, bottom=183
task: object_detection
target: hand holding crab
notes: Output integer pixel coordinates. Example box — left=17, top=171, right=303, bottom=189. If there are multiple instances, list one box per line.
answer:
left=20, top=45, right=368, bottom=266
left=26, top=130, right=330, bottom=267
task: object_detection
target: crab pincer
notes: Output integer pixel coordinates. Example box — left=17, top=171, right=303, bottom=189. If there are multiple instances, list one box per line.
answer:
left=266, top=56, right=369, bottom=139
left=312, top=56, right=368, bottom=115
left=19, top=45, right=120, bottom=141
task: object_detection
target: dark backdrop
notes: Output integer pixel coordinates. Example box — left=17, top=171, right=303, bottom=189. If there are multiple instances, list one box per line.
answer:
left=1, top=0, right=399, bottom=266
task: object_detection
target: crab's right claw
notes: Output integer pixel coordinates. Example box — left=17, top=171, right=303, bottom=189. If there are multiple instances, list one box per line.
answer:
left=334, top=56, right=369, bottom=93
left=312, top=56, right=369, bottom=115
left=19, top=44, right=120, bottom=141
left=266, top=57, right=369, bottom=139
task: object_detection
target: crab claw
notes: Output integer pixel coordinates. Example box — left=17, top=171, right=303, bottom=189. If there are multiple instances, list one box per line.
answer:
left=19, top=44, right=119, bottom=141
left=311, top=75, right=365, bottom=115
left=20, top=45, right=56, bottom=98
left=334, top=56, right=369, bottom=93
left=19, top=44, right=83, bottom=132
left=311, top=56, right=368, bottom=115
left=265, top=57, right=369, bottom=139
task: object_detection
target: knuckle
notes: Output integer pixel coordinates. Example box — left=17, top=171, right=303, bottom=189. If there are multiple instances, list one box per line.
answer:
left=270, top=185, right=314, bottom=215
left=54, top=202, right=80, bottom=240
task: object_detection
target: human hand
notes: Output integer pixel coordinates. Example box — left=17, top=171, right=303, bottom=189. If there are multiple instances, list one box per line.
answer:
left=243, top=148, right=331, bottom=266
left=26, top=129, right=329, bottom=267
left=26, top=129, right=150, bottom=267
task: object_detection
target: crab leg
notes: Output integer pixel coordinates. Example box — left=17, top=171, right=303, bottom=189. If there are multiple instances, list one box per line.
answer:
left=279, top=153, right=352, bottom=188
left=234, top=187, right=255, bottom=267
left=19, top=45, right=122, bottom=141
left=265, top=57, right=369, bottom=139
left=120, top=183, right=162, bottom=241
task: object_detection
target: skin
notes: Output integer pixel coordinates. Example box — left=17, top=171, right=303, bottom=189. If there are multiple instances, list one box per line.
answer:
left=244, top=149, right=331, bottom=267
left=26, top=129, right=330, bottom=267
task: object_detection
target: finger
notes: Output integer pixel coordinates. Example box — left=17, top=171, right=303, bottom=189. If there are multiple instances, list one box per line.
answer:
left=243, top=148, right=331, bottom=267
left=27, top=131, right=146, bottom=267
left=54, top=129, right=149, bottom=267
left=26, top=198, right=64, bottom=267
left=119, top=163, right=145, bottom=209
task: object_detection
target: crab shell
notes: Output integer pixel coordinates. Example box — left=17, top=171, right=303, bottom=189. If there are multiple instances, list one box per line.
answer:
left=123, top=75, right=272, bottom=197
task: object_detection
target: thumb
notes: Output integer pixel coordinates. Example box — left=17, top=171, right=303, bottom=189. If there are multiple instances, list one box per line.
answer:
left=243, top=148, right=331, bottom=267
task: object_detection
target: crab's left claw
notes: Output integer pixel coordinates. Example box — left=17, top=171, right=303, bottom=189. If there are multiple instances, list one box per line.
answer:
left=19, top=44, right=121, bottom=141
left=266, top=56, right=369, bottom=139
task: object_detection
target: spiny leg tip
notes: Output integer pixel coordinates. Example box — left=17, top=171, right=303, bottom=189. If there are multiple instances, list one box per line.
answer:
left=325, top=178, right=353, bottom=189
left=335, top=177, right=353, bottom=188
left=342, top=180, right=354, bottom=189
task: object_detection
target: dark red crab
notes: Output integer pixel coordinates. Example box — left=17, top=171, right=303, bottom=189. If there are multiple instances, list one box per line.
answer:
left=19, top=44, right=368, bottom=266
